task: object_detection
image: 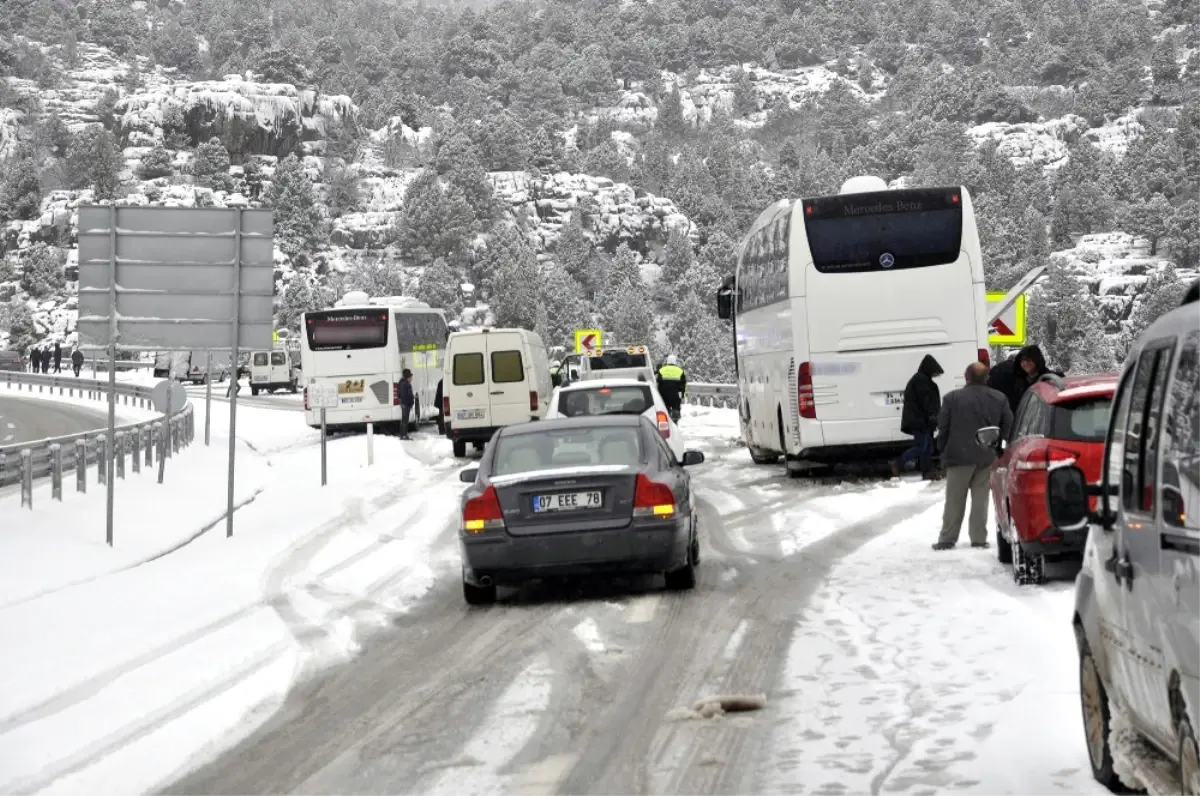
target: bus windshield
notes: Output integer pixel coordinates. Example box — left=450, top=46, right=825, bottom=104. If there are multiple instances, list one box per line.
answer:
left=802, top=189, right=963, bottom=274
left=305, top=309, right=390, bottom=351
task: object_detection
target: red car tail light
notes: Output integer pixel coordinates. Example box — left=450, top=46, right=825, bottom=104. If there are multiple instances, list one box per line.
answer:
left=656, top=410, right=670, bottom=438
left=798, top=361, right=816, bottom=419
left=463, top=486, right=504, bottom=533
left=1016, top=445, right=1081, bottom=471
left=633, top=474, right=675, bottom=518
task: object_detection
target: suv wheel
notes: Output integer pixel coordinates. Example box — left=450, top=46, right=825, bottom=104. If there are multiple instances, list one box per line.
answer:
left=1080, top=641, right=1121, bottom=789
left=1181, top=716, right=1200, bottom=795
left=665, top=533, right=697, bottom=592
left=1013, top=542, right=1045, bottom=586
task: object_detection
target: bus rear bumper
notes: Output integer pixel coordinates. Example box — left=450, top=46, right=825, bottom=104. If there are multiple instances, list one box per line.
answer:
left=795, top=417, right=913, bottom=464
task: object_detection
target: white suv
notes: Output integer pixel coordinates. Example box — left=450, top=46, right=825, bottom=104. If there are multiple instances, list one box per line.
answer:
left=544, top=377, right=685, bottom=460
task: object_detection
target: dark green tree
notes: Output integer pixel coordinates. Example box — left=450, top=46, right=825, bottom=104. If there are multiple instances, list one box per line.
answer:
left=192, top=138, right=234, bottom=191
left=396, top=169, right=476, bottom=267
left=267, top=155, right=324, bottom=266
left=0, top=145, right=41, bottom=221
left=136, top=143, right=174, bottom=179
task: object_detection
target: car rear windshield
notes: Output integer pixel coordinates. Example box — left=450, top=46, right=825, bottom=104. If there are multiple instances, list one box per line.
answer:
left=802, top=189, right=963, bottom=274
left=558, top=385, right=654, bottom=417
left=453, top=352, right=484, bottom=385
left=1052, top=396, right=1112, bottom=442
left=589, top=352, right=647, bottom=369
left=492, top=427, right=644, bottom=475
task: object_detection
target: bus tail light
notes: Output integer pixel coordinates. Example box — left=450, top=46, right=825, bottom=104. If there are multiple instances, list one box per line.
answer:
left=978, top=349, right=990, bottom=366
left=463, top=486, right=504, bottom=533
left=656, top=410, right=670, bottom=438
left=392, top=382, right=401, bottom=406
left=529, top=390, right=538, bottom=411
left=303, top=387, right=309, bottom=410
left=798, top=362, right=816, bottom=419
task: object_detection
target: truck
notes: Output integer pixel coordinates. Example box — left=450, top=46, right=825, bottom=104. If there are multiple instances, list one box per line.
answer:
left=576, top=344, right=656, bottom=383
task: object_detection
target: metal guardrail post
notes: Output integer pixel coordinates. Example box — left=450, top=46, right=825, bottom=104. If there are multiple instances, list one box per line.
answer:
left=116, top=431, right=126, bottom=479
left=76, top=438, right=87, bottom=493
left=131, top=433, right=140, bottom=474
left=50, top=443, right=62, bottom=501
left=174, top=419, right=182, bottom=454
left=20, top=449, right=32, bottom=508
left=97, top=435, right=107, bottom=484
left=0, top=452, right=5, bottom=486
left=144, top=426, right=153, bottom=468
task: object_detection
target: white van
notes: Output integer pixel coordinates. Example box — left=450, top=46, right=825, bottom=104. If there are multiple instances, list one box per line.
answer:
left=443, top=328, right=552, bottom=458
left=249, top=348, right=299, bottom=395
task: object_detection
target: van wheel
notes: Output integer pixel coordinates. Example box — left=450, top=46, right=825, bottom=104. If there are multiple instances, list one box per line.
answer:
left=452, top=439, right=467, bottom=457
left=250, top=386, right=259, bottom=396
left=1080, top=641, right=1121, bottom=789
left=1180, top=717, right=1200, bottom=796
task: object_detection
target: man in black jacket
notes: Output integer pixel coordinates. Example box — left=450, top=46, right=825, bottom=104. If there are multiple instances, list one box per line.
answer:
left=891, top=354, right=943, bottom=479
left=434, top=377, right=444, bottom=435
left=934, top=361, right=1014, bottom=550
left=398, top=368, right=415, bottom=440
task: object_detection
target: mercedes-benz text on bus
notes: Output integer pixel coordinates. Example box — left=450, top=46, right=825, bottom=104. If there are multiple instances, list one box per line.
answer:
left=716, top=176, right=990, bottom=472
left=300, top=293, right=449, bottom=432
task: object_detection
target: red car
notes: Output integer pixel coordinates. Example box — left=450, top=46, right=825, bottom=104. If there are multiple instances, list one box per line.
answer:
left=989, top=372, right=1118, bottom=585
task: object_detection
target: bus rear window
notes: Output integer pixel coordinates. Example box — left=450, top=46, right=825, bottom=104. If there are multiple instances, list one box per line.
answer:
left=454, top=353, right=484, bottom=385
left=305, top=310, right=389, bottom=351
left=590, top=352, right=647, bottom=369
left=802, top=189, right=963, bottom=274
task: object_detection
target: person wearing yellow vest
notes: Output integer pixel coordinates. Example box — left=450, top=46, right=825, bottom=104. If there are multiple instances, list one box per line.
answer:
left=656, top=355, right=686, bottom=421
left=549, top=360, right=563, bottom=387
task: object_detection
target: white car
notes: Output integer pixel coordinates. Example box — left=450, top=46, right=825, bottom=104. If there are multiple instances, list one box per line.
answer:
left=544, top=377, right=685, bottom=459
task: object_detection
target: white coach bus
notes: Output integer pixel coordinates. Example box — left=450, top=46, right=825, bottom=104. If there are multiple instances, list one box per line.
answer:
left=716, top=176, right=990, bottom=473
left=300, top=292, right=448, bottom=431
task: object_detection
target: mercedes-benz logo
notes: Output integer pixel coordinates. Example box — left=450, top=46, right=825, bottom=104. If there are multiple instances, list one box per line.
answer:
left=879, top=252, right=895, bottom=268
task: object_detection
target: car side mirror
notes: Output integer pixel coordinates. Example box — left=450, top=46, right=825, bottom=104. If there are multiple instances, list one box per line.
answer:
left=975, top=426, right=1002, bottom=449
left=1046, top=465, right=1089, bottom=531
left=681, top=450, right=705, bottom=466
left=459, top=468, right=478, bottom=483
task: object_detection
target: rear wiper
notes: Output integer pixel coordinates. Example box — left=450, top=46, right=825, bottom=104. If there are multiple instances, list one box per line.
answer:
left=598, top=409, right=641, bottom=415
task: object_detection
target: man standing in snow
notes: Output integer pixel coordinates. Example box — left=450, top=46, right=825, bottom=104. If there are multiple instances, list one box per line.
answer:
left=891, top=354, right=943, bottom=479
left=656, top=355, right=686, bottom=422
left=71, top=347, right=84, bottom=377
left=398, top=368, right=415, bottom=440
left=933, top=361, right=1013, bottom=551
left=53, top=341, right=62, bottom=373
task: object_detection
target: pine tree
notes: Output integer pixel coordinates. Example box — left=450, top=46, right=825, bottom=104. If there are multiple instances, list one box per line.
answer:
left=345, top=256, right=408, bottom=298
left=659, top=227, right=694, bottom=294
left=1129, top=263, right=1188, bottom=339
left=600, top=279, right=654, bottom=346
left=605, top=243, right=643, bottom=294
left=192, top=138, right=233, bottom=191
left=3, top=299, right=39, bottom=354
left=434, top=129, right=495, bottom=222
left=484, top=225, right=540, bottom=329
left=1032, top=264, right=1113, bottom=373
left=482, top=112, right=532, bottom=171
left=1166, top=199, right=1200, bottom=270
left=276, top=274, right=324, bottom=333
left=0, top=145, right=42, bottom=221
left=137, top=142, right=174, bottom=179
left=396, top=168, right=476, bottom=266
left=267, top=154, right=324, bottom=267
left=534, top=262, right=588, bottom=350
left=529, top=125, right=558, bottom=172
left=733, top=68, right=758, bottom=117
left=582, top=139, right=629, bottom=182
left=656, top=86, right=687, bottom=139
left=1117, top=194, right=1173, bottom=255
left=65, top=126, right=122, bottom=199
left=668, top=284, right=734, bottom=383
left=161, top=104, right=190, bottom=149
left=553, top=214, right=596, bottom=293
left=415, top=257, right=465, bottom=318
left=18, top=243, right=64, bottom=299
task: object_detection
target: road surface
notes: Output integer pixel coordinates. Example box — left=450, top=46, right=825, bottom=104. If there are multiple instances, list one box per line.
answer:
left=0, top=395, right=110, bottom=446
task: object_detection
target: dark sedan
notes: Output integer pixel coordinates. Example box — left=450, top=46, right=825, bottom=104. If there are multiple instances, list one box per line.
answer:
left=0, top=350, right=25, bottom=372
left=456, top=414, right=706, bottom=605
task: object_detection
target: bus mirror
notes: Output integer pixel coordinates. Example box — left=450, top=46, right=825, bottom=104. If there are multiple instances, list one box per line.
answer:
left=716, top=290, right=732, bottom=320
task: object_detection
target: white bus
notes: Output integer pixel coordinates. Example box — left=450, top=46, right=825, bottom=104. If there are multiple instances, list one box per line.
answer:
left=716, top=176, right=990, bottom=473
left=300, top=293, right=449, bottom=432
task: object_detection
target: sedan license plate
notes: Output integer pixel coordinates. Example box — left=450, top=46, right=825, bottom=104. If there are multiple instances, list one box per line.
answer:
left=456, top=409, right=485, bottom=421
left=532, top=491, right=602, bottom=513
left=884, top=391, right=904, bottom=406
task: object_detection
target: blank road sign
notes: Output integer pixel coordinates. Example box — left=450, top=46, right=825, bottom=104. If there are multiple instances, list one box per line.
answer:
left=986, top=291, right=1027, bottom=346
left=76, top=206, right=275, bottom=351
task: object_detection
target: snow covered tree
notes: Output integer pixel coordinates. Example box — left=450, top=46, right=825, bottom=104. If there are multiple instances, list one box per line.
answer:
left=1118, top=194, right=1173, bottom=255
left=658, top=228, right=694, bottom=294
left=137, top=143, right=174, bottom=179
left=252, top=47, right=312, bottom=87
left=582, top=139, right=629, bottom=182
left=2, top=299, right=38, bottom=355
left=529, top=125, right=558, bottom=172
left=605, top=243, right=643, bottom=295
left=64, top=125, right=121, bottom=200
left=553, top=214, right=596, bottom=295
left=267, top=155, right=324, bottom=267
left=344, top=256, right=408, bottom=298
left=434, top=128, right=495, bottom=222
left=534, top=262, right=588, bottom=351
left=276, top=274, right=324, bottom=333
left=1129, top=263, right=1188, bottom=339
left=152, top=19, right=200, bottom=74
left=1165, top=199, right=1200, bottom=270
left=162, top=104, right=189, bottom=150
left=656, top=87, right=687, bottom=139
left=668, top=283, right=735, bottom=383
left=480, top=111, right=531, bottom=171
left=324, top=163, right=361, bottom=219
left=396, top=168, right=476, bottom=266
left=1030, top=264, right=1113, bottom=374
left=484, top=225, right=540, bottom=329
left=192, top=139, right=233, bottom=191
left=599, top=279, right=654, bottom=347
left=415, top=257, right=464, bottom=317
left=19, top=243, right=64, bottom=299
left=0, top=145, right=41, bottom=221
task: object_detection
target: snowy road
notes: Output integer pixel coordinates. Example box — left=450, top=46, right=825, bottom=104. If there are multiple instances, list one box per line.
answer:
left=0, top=395, right=109, bottom=445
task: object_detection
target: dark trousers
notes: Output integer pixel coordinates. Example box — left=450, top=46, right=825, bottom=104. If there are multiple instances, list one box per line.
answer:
left=400, top=404, right=413, bottom=436
left=72, top=364, right=81, bottom=377
left=898, top=432, right=934, bottom=473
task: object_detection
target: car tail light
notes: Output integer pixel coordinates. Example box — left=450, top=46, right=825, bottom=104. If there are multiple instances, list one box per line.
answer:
left=798, top=362, right=816, bottom=419
left=1016, top=445, right=1080, bottom=471
left=393, top=382, right=401, bottom=406
left=463, top=486, right=504, bottom=533
left=633, top=474, right=675, bottom=518
left=978, top=348, right=990, bottom=366
left=656, top=410, right=670, bottom=438
left=443, top=396, right=450, bottom=415
left=303, top=387, right=309, bottom=410
left=529, top=390, right=538, bottom=411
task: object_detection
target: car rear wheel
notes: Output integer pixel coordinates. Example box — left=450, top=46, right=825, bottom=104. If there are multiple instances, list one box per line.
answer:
left=1013, top=541, right=1045, bottom=586
left=463, top=577, right=496, bottom=606
left=1180, top=716, right=1200, bottom=795
left=1080, top=641, right=1121, bottom=789
left=665, top=529, right=697, bottom=591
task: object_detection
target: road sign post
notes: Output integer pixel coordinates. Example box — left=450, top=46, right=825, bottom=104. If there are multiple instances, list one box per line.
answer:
left=76, top=206, right=274, bottom=545
left=309, top=384, right=338, bottom=486
left=204, top=350, right=212, bottom=446
left=575, top=328, right=603, bottom=355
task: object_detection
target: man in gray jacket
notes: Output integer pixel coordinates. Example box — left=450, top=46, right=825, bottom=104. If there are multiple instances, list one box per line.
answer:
left=934, top=361, right=1014, bottom=550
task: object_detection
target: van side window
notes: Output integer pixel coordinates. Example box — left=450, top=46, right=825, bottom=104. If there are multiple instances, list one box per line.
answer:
left=1122, top=343, right=1174, bottom=515
left=1106, top=365, right=1136, bottom=500
left=1162, top=331, right=1199, bottom=529
left=491, top=350, right=524, bottom=383
left=453, top=353, right=484, bottom=385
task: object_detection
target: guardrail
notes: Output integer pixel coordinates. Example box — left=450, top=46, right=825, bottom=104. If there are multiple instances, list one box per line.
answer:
left=0, top=372, right=195, bottom=508
left=684, top=382, right=737, bottom=408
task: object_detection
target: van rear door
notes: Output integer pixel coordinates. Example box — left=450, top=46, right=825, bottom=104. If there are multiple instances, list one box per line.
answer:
left=486, top=331, right=534, bottom=426
left=269, top=350, right=289, bottom=383
left=449, top=336, right=491, bottom=428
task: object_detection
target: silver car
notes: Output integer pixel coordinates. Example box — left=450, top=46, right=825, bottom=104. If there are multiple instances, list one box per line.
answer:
left=455, top=414, right=705, bottom=605
left=1047, top=279, right=1200, bottom=794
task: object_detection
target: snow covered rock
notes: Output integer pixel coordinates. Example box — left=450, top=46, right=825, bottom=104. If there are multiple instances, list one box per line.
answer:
left=968, top=110, right=1145, bottom=170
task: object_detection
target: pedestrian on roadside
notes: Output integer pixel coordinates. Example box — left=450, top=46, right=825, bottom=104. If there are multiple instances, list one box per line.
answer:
left=40, top=346, right=50, bottom=373
left=656, top=355, right=687, bottom=422
left=71, top=347, right=84, bottom=377
left=434, top=377, right=445, bottom=435
left=29, top=347, right=40, bottom=373
left=891, top=354, right=944, bottom=479
left=398, top=368, right=415, bottom=440
left=53, top=341, right=62, bottom=373
left=933, top=361, right=1013, bottom=551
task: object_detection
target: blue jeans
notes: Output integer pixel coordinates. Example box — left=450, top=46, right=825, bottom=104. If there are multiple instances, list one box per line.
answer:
left=898, top=432, right=934, bottom=473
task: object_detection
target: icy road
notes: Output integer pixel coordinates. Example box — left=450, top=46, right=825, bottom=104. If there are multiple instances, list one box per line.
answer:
left=0, top=401, right=1105, bottom=795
